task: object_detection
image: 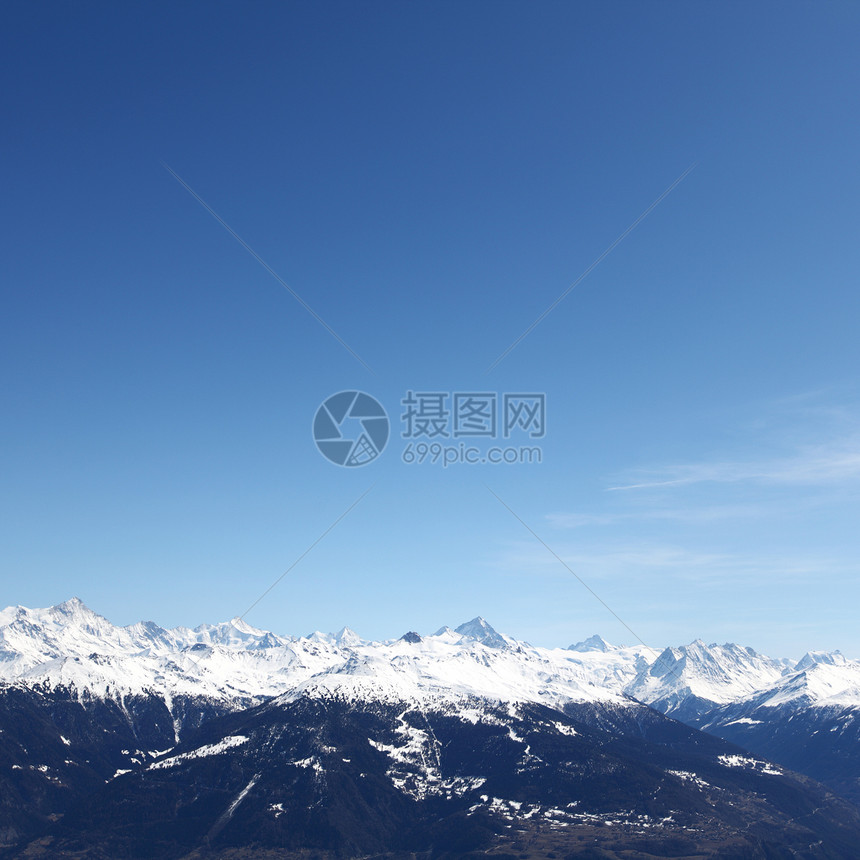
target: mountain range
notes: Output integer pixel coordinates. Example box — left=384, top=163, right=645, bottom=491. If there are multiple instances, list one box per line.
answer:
left=2, top=598, right=860, bottom=858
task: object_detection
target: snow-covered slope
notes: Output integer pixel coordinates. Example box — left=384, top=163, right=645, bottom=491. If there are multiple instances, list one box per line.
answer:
left=625, top=640, right=794, bottom=720
left=0, top=601, right=650, bottom=711
left=757, top=652, right=860, bottom=708
left=272, top=633, right=643, bottom=708
left=684, top=650, right=860, bottom=720
left=3, top=599, right=858, bottom=716
left=626, top=638, right=860, bottom=717
left=0, top=598, right=304, bottom=703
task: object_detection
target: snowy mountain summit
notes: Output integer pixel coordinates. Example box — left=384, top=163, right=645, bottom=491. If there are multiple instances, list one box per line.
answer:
left=0, top=600, right=640, bottom=711
left=1, top=599, right=859, bottom=717
left=569, top=633, right=615, bottom=652
left=452, top=615, right=511, bottom=648
left=625, top=640, right=794, bottom=720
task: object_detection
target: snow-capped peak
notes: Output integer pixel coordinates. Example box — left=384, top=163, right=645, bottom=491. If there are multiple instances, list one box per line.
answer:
left=625, top=640, right=790, bottom=715
left=333, top=626, right=362, bottom=647
left=52, top=596, right=88, bottom=614
left=732, top=654, right=860, bottom=710
left=50, top=597, right=115, bottom=632
left=453, top=617, right=509, bottom=648
left=794, top=650, right=846, bottom=672
left=190, top=618, right=290, bottom=651
left=568, top=634, right=615, bottom=653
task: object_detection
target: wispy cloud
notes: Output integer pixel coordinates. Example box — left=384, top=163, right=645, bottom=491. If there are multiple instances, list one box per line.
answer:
left=545, top=512, right=620, bottom=529
left=607, top=439, right=860, bottom=492
left=607, top=390, right=860, bottom=493
left=546, top=503, right=768, bottom=529
left=493, top=539, right=854, bottom=585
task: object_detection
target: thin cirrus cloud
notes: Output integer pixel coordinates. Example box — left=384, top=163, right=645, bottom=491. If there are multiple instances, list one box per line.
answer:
left=491, top=541, right=728, bottom=578
left=546, top=504, right=768, bottom=529
left=606, top=439, right=860, bottom=492
left=541, top=398, right=860, bottom=530
left=494, top=540, right=851, bottom=585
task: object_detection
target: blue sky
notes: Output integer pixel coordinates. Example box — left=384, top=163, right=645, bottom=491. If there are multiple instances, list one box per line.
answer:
left=2, top=1, right=859, bottom=657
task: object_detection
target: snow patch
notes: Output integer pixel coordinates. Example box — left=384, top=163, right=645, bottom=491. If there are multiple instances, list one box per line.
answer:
left=150, top=735, right=249, bottom=769
left=718, top=754, right=782, bottom=775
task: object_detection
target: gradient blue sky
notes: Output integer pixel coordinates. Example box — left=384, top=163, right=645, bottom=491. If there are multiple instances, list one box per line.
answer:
left=2, top=1, right=859, bottom=657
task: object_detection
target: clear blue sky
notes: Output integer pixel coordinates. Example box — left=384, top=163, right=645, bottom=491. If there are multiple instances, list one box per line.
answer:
left=2, top=1, right=859, bottom=657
